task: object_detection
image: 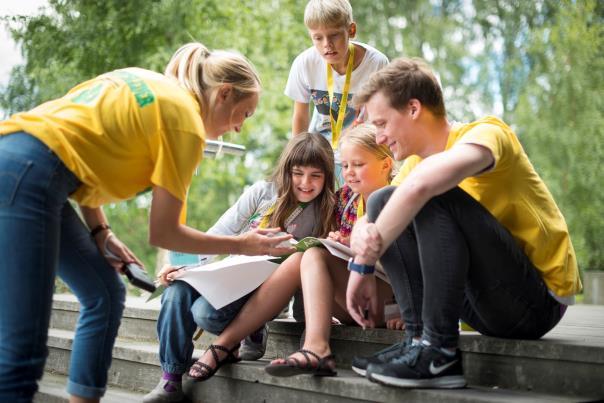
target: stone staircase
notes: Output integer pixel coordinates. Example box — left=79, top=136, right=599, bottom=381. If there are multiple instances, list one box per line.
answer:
left=37, top=294, right=604, bottom=402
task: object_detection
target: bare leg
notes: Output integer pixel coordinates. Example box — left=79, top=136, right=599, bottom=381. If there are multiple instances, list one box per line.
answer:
left=300, top=249, right=341, bottom=358
left=328, top=261, right=393, bottom=328
left=269, top=248, right=345, bottom=368
left=269, top=250, right=397, bottom=369
left=190, top=253, right=303, bottom=376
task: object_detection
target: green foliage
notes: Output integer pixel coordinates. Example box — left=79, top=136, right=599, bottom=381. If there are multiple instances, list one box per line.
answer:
left=1, top=0, right=191, bottom=112
left=515, top=0, right=604, bottom=269
left=1, top=0, right=602, bottom=274
left=354, top=0, right=487, bottom=120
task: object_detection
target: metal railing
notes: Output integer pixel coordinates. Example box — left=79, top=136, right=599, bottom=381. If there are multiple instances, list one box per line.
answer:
left=204, top=140, right=246, bottom=157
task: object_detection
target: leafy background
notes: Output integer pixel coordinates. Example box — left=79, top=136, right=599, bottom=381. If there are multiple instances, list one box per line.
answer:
left=1, top=0, right=602, bottom=286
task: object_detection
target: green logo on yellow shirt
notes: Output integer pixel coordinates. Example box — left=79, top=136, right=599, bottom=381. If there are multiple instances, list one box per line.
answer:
left=111, top=70, right=155, bottom=108
left=71, top=83, right=103, bottom=104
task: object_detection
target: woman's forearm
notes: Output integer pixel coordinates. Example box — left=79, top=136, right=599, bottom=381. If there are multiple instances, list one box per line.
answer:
left=79, top=205, right=109, bottom=230
left=149, top=223, right=243, bottom=255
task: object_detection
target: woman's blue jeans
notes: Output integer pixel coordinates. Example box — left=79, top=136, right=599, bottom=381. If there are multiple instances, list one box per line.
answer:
left=157, top=281, right=251, bottom=374
left=367, top=186, right=564, bottom=349
left=0, top=133, right=126, bottom=402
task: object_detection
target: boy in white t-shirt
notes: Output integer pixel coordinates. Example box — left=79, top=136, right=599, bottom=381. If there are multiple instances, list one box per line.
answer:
left=283, top=0, right=389, bottom=348
left=285, top=0, right=389, bottom=148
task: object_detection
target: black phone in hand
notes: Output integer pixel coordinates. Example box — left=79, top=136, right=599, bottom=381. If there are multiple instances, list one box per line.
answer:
left=123, top=263, right=156, bottom=293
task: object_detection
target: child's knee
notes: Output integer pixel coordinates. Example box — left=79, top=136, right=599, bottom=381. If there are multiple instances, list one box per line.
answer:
left=191, top=297, right=235, bottom=335
left=162, top=281, right=196, bottom=305
left=301, top=247, right=326, bottom=265
left=281, top=251, right=303, bottom=271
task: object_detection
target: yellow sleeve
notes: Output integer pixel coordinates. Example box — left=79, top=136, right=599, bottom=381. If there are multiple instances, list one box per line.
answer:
left=391, top=155, right=421, bottom=186
left=453, top=122, right=514, bottom=171
left=150, top=129, right=204, bottom=201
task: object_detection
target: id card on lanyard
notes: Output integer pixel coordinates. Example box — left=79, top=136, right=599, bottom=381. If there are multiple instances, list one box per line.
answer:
left=327, top=43, right=355, bottom=150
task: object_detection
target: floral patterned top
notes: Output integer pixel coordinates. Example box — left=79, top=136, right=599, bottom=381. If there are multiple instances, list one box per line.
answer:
left=334, top=185, right=361, bottom=238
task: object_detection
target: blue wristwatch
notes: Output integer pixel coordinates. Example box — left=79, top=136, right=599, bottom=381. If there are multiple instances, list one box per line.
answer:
left=347, top=258, right=375, bottom=275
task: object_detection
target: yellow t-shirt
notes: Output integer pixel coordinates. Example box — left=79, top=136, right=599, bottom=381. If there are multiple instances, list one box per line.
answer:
left=391, top=116, right=581, bottom=298
left=0, top=68, right=205, bottom=207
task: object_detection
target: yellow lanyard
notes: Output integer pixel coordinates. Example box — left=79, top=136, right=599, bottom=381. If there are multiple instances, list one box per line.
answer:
left=357, top=196, right=364, bottom=218
left=327, top=43, right=355, bottom=150
left=258, top=204, right=275, bottom=229
left=258, top=203, right=307, bottom=230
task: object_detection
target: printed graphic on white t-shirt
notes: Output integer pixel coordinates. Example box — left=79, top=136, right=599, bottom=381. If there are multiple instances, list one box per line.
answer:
left=285, top=42, right=389, bottom=143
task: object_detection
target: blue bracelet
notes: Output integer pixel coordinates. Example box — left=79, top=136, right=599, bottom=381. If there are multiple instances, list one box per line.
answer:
left=347, top=258, right=375, bottom=275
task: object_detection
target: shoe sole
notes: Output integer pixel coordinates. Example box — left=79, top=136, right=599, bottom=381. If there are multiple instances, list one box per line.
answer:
left=351, top=366, right=367, bottom=377
left=265, top=364, right=337, bottom=377
left=369, top=373, right=467, bottom=389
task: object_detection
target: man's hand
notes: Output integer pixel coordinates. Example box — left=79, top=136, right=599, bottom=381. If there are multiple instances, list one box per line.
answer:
left=350, top=216, right=382, bottom=265
left=237, top=227, right=295, bottom=256
left=346, top=271, right=379, bottom=329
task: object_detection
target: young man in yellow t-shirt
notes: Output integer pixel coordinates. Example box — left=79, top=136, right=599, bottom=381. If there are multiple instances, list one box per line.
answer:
left=345, top=58, right=581, bottom=389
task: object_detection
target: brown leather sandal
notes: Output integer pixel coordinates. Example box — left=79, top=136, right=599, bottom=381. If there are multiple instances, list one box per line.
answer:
left=265, top=348, right=337, bottom=377
left=188, top=343, right=241, bottom=382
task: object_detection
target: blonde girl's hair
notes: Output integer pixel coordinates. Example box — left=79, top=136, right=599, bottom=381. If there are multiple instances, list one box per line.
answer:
left=164, top=42, right=261, bottom=115
left=304, top=0, right=353, bottom=29
left=340, top=123, right=394, bottom=180
left=270, top=132, right=336, bottom=237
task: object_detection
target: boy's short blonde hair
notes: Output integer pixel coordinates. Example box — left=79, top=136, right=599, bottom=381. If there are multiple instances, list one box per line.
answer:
left=304, top=0, right=353, bottom=29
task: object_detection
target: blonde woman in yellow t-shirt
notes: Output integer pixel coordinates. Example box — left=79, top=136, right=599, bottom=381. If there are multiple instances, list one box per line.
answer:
left=344, top=58, right=581, bottom=389
left=0, top=43, right=293, bottom=403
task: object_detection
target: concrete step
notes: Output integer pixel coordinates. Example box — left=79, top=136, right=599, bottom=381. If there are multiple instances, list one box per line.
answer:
left=262, top=306, right=604, bottom=398
left=44, top=328, right=587, bottom=403
left=50, top=295, right=604, bottom=399
left=46, top=328, right=163, bottom=393
left=50, top=294, right=160, bottom=342
left=35, top=371, right=144, bottom=403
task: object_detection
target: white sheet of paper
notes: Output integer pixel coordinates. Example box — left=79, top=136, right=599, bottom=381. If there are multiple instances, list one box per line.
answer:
left=318, top=238, right=353, bottom=261
left=176, top=255, right=279, bottom=310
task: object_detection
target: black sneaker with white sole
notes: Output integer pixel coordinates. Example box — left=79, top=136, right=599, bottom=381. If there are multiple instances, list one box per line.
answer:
left=351, top=336, right=413, bottom=377
left=367, top=343, right=466, bottom=389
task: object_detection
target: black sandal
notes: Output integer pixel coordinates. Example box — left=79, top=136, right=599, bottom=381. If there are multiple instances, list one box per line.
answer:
left=188, top=343, right=241, bottom=382
left=265, top=348, right=337, bottom=377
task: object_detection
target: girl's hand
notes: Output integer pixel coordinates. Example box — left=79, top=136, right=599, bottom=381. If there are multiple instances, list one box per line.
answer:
left=156, top=264, right=186, bottom=287
left=238, top=227, right=295, bottom=256
left=339, top=235, right=351, bottom=247
left=96, top=231, right=144, bottom=273
left=328, top=231, right=351, bottom=246
left=327, top=231, right=341, bottom=242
